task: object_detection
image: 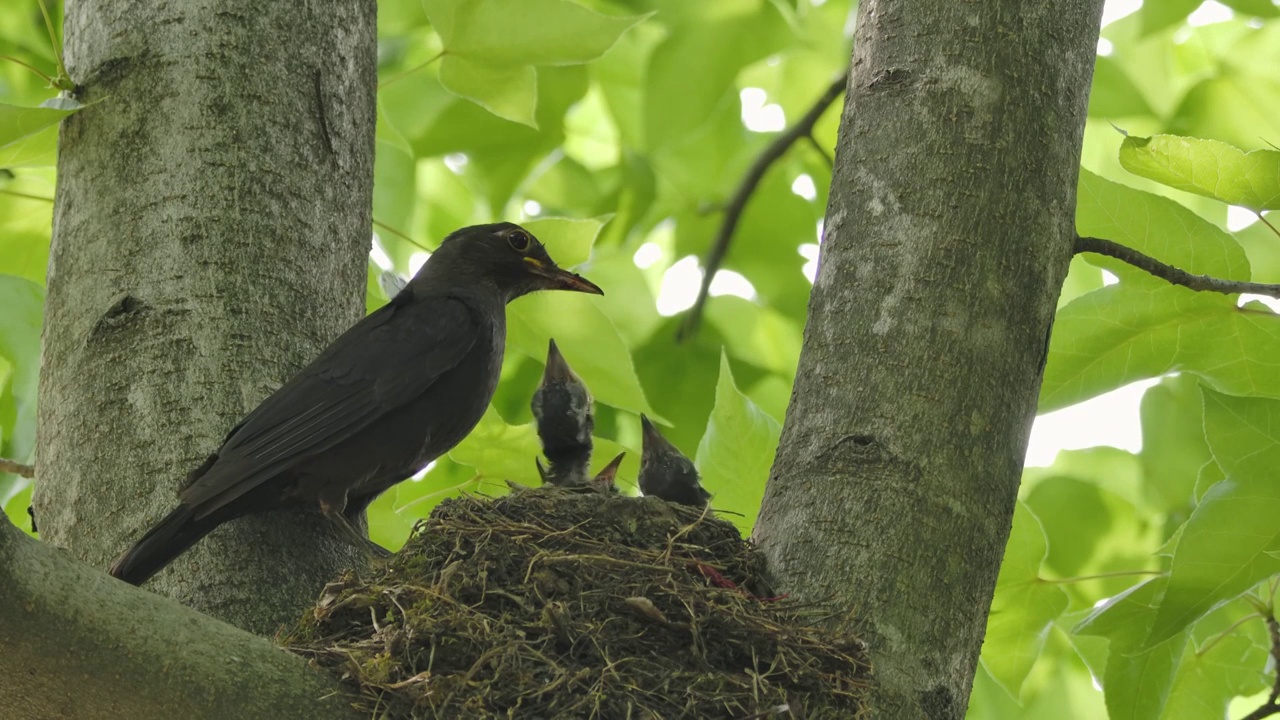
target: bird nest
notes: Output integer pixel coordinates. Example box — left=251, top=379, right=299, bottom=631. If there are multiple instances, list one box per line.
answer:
left=281, top=486, right=872, bottom=719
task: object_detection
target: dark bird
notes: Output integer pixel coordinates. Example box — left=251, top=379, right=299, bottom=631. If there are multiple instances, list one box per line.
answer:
left=591, top=452, right=625, bottom=494
left=638, top=415, right=710, bottom=507
left=109, top=223, right=602, bottom=585
left=531, top=339, right=594, bottom=486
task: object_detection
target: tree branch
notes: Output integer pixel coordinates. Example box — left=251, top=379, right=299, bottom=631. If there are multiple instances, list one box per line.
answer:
left=0, top=517, right=360, bottom=720
left=0, top=457, right=34, bottom=478
left=1241, top=616, right=1280, bottom=720
left=1074, top=236, right=1280, bottom=300
left=678, top=73, right=848, bottom=341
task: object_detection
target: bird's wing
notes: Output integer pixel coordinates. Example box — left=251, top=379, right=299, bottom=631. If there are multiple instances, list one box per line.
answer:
left=180, top=293, right=483, bottom=517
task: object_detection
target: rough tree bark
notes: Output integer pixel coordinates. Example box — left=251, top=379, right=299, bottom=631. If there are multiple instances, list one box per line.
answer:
left=33, top=0, right=377, bottom=634
left=0, top=517, right=360, bottom=720
left=754, top=1, right=1105, bottom=718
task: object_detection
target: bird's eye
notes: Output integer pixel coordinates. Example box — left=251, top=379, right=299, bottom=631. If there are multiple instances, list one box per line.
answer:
left=507, top=230, right=531, bottom=253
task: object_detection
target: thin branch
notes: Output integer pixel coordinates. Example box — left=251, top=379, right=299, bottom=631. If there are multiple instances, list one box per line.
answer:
left=1240, top=615, right=1280, bottom=720
left=678, top=73, right=849, bottom=341
left=0, top=458, right=33, bottom=478
left=805, top=133, right=834, bottom=169
left=1195, top=610, right=1263, bottom=658
left=1075, top=236, right=1280, bottom=301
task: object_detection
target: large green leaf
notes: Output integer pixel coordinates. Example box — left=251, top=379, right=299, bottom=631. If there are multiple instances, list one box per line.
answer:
left=522, top=215, right=605, bottom=267
left=0, top=274, right=42, bottom=462
left=0, top=274, right=42, bottom=503
left=508, top=293, right=655, bottom=418
left=1041, top=171, right=1268, bottom=411
left=1074, top=578, right=1188, bottom=720
left=1143, top=473, right=1280, bottom=648
left=1139, top=375, right=1210, bottom=514
left=979, top=503, right=1069, bottom=699
left=0, top=99, right=80, bottom=166
left=1142, top=387, right=1280, bottom=647
left=1118, top=135, right=1280, bottom=211
left=693, top=352, right=780, bottom=532
left=423, top=0, right=643, bottom=126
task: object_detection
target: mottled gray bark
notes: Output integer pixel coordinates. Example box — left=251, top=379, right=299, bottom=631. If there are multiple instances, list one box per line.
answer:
left=754, top=1, right=1105, bottom=717
left=35, top=0, right=377, bottom=635
left=0, top=517, right=361, bottom=720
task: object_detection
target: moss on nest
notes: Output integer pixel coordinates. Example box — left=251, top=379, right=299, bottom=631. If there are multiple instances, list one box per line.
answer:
left=281, top=485, right=871, bottom=719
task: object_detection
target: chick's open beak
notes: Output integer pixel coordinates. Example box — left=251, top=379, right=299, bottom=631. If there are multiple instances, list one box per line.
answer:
left=526, top=258, right=604, bottom=295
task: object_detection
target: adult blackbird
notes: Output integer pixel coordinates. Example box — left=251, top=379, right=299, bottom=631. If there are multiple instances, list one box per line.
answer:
left=638, top=415, right=711, bottom=507
left=530, top=339, right=594, bottom=487
left=109, top=222, right=602, bottom=585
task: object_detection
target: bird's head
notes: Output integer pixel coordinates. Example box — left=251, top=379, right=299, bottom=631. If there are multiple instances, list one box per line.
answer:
left=639, top=415, right=709, bottom=504
left=419, top=222, right=602, bottom=302
left=531, top=339, right=594, bottom=451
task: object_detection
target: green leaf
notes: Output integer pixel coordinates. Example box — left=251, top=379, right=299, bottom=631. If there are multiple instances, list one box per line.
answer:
left=1075, top=169, right=1250, bottom=282
left=1220, top=0, right=1280, bottom=16
left=0, top=274, right=43, bottom=469
left=979, top=503, right=1069, bottom=699
left=1139, top=375, right=1210, bottom=514
left=1074, top=578, right=1188, bottom=720
left=522, top=215, right=605, bottom=267
left=1143, top=388, right=1280, bottom=648
left=694, top=352, right=781, bottom=532
left=423, top=0, right=643, bottom=126
left=1168, top=73, right=1280, bottom=153
left=448, top=406, right=545, bottom=486
left=1139, top=0, right=1200, bottom=35
left=1042, top=171, right=1271, bottom=411
left=0, top=100, right=80, bottom=165
left=373, top=139, right=416, bottom=234
left=642, top=0, right=794, bottom=151
left=1023, top=476, right=1113, bottom=578
left=1118, top=135, right=1280, bottom=211
left=1163, top=633, right=1271, bottom=720
left=437, top=57, right=537, bottom=126
left=508, top=293, right=656, bottom=418
left=1088, top=57, right=1154, bottom=118
left=1201, top=388, right=1280, bottom=481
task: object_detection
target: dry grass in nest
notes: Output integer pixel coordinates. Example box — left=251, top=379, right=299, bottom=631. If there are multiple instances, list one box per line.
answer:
left=281, top=485, right=872, bottom=719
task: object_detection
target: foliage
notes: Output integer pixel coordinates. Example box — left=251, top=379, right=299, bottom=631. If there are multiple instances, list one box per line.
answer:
left=3, top=0, right=1280, bottom=717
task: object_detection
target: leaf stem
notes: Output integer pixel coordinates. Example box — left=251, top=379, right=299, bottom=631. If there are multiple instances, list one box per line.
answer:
left=0, top=188, right=55, bottom=203
left=0, top=54, right=57, bottom=85
left=1257, top=212, right=1280, bottom=242
left=373, top=219, right=431, bottom=253
left=35, top=0, right=69, bottom=84
left=377, top=51, right=445, bottom=89
left=1043, top=569, right=1163, bottom=584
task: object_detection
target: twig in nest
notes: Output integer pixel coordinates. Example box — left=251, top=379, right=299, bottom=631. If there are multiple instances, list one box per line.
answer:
left=1075, top=236, right=1280, bottom=301
left=679, top=73, right=849, bottom=341
left=0, top=458, right=34, bottom=478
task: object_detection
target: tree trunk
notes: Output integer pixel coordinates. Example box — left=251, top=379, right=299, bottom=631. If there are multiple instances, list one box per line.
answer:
left=0, top=518, right=360, bottom=720
left=34, top=0, right=377, bottom=635
left=754, top=1, right=1105, bottom=717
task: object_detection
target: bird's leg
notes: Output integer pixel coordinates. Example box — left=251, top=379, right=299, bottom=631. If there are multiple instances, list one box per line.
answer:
left=320, top=496, right=392, bottom=559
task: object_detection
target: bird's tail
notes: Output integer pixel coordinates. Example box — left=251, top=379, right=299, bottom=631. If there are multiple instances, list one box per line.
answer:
left=108, top=505, right=215, bottom=586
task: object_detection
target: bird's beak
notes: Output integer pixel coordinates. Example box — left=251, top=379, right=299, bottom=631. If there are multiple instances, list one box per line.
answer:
left=542, top=339, right=576, bottom=384
left=640, top=414, right=666, bottom=449
left=525, top=259, right=604, bottom=295
left=595, top=452, right=626, bottom=483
